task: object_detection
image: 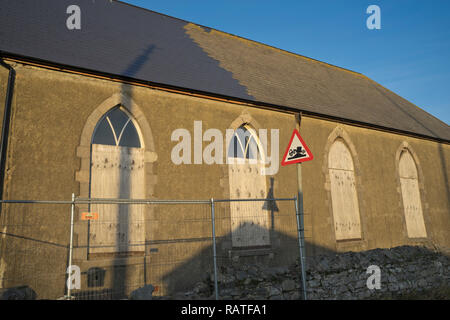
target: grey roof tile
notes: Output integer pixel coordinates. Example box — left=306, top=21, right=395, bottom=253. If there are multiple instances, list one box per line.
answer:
left=1, top=0, right=448, bottom=141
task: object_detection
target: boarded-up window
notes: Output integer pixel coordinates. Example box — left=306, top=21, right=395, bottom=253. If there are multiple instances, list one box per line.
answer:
left=228, top=125, right=269, bottom=248
left=328, top=140, right=362, bottom=240
left=399, top=151, right=427, bottom=238
left=89, top=107, right=145, bottom=255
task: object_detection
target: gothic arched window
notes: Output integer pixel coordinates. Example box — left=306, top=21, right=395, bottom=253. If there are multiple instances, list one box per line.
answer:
left=399, top=150, right=427, bottom=238
left=89, top=106, right=145, bottom=255
left=92, top=107, right=141, bottom=148
left=328, top=139, right=362, bottom=241
left=227, top=125, right=262, bottom=160
left=227, top=124, right=268, bottom=248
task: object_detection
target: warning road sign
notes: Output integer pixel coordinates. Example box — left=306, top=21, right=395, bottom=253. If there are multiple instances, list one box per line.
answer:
left=281, top=129, right=313, bottom=166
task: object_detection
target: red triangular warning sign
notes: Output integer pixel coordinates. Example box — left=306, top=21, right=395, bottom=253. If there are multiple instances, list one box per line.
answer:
left=281, top=129, right=313, bottom=166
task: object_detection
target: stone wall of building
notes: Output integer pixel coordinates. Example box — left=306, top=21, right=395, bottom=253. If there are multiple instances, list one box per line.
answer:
left=1, top=62, right=449, bottom=299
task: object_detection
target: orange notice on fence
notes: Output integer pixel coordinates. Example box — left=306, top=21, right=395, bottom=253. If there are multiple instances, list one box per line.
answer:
left=81, top=212, right=99, bottom=220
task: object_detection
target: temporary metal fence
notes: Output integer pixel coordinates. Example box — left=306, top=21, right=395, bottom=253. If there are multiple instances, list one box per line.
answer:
left=0, top=195, right=307, bottom=300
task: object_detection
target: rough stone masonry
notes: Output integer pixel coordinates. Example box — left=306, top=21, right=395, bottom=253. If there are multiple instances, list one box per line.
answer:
left=151, top=245, right=450, bottom=300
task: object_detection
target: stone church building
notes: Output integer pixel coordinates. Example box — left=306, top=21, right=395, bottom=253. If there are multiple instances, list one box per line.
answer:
left=0, top=1, right=448, bottom=299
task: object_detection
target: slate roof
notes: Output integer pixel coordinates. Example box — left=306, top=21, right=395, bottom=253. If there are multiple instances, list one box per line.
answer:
left=1, top=0, right=449, bottom=141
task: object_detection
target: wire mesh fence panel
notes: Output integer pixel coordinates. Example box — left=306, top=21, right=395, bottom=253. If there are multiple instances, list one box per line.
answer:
left=71, top=200, right=214, bottom=300
left=212, top=198, right=304, bottom=300
left=0, top=202, right=71, bottom=300
left=0, top=196, right=307, bottom=300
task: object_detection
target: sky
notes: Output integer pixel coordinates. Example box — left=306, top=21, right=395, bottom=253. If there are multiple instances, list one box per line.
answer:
left=121, top=0, right=450, bottom=125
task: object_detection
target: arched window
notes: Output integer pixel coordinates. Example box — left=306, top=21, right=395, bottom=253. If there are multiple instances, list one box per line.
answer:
left=399, top=150, right=427, bottom=238
left=227, top=124, right=269, bottom=248
left=89, top=106, right=145, bottom=256
left=227, top=125, right=262, bottom=160
left=328, top=139, right=362, bottom=241
left=92, top=107, right=141, bottom=148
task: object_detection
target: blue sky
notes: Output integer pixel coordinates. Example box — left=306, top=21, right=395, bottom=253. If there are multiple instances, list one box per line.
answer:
left=122, top=0, right=450, bottom=125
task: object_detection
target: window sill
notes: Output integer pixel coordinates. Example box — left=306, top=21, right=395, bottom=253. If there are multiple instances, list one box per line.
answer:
left=335, top=238, right=368, bottom=252
left=228, top=246, right=274, bottom=259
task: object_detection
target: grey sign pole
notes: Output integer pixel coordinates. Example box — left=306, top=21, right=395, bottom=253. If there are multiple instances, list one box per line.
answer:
left=295, top=112, right=307, bottom=300
left=295, top=189, right=307, bottom=300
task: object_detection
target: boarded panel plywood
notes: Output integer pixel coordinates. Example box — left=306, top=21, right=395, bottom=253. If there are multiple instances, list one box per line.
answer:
left=328, top=140, right=362, bottom=240
left=329, top=169, right=362, bottom=240
left=328, top=140, right=354, bottom=171
left=399, top=152, right=426, bottom=238
left=399, top=152, right=418, bottom=179
left=90, top=144, right=145, bottom=254
left=228, top=162, right=269, bottom=247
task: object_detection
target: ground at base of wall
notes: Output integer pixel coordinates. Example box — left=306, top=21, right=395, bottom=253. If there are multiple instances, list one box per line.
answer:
left=375, top=285, right=450, bottom=300
left=147, top=245, right=450, bottom=300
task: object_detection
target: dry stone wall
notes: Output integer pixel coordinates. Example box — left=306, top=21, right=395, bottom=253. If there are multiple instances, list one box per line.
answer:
left=157, top=245, right=449, bottom=300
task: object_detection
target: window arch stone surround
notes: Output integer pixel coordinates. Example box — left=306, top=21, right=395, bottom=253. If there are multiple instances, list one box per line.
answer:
left=219, top=110, right=266, bottom=193
left=394, top=141, right=430, bottom=243
left=218, top=110, right=277, bottom=258
left=322, top=126, right=368, bottom=251
left=75, top=92, right=157, bottom=198
left=73, top=92, right=158, bottom=261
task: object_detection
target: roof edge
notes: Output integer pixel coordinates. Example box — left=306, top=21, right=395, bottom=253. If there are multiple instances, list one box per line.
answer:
left=363, top=75, right=449, bottom=128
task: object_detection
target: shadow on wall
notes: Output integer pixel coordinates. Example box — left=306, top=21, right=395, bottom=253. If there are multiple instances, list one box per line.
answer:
left=438, top=143, right=450, bottom=212
left=159, top=223, right=332, bottom=295
left=0, top=216, right=449, bottom=300
left=159, top=233, right=450, bottom=300
left=111, top=44, right=157, bottom=299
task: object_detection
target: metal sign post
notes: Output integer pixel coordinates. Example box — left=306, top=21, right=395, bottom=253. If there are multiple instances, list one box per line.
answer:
left=295, top=186, right=307, bottom=300
left=294, top=112, right=307, bottom=300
